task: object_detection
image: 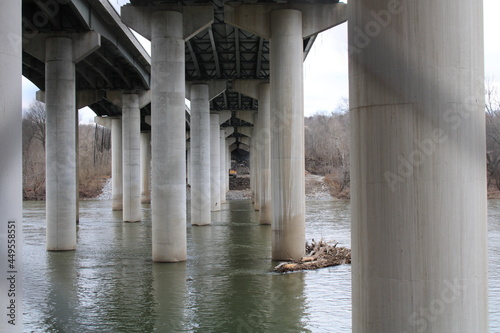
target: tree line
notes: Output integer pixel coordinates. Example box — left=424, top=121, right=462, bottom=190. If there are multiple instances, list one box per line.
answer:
left=22, top=83, right=500, bottom=201
left=22, top=101, right=111, bottom=200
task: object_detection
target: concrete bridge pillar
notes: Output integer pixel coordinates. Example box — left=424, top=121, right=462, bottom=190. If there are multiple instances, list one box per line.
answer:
left=349, top=1, right=488, bottom=331
left=140, top=132, right=151, bottom=204
left=220, top=129, right=227, bottom=204
left=268, top=9, right=304, bottom=260
left=42, top=34, right=100, bottom=251
left=149, top=11, right=186, bottom=262
left=0, top=3, right=22, bottom=330
left=111, top=118, right=123, bottom=211
left=25, top=33, right=100, bottom=250
left=187, top=81, right=225, bottom=224
left=210, top=113, right=221, bottom=211
left=226, top=3, right=346, bottom=259
left=252, top=112, right=261, bottom=211
left=257, top=83, right=272, bottom=225
left=226, top=140, right=231, bottom=193
left=122, top=4, right=213, bottom=262
left=190, top=84, right=211, bottom=225
left=232, top=80, right=271, bottom=223
left=122, top=93, right=141, bottom=222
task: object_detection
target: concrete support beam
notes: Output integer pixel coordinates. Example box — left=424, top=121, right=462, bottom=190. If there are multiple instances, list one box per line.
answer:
left=190, top=84, right=212, bottom=225
left=111, top=118, right=123, bottom=211
left=235, top=110, right=257, bottom=125
left=224, top=127, right=235, bottom=137
left=140, top=132, right=151, bottom=204
left=238, top=127, right=254, bottom=138
left=349, top=1, right=488, bottom=331
left=122, top=93, right=141, bottom=222
left=233, top=79, right=263, bottom=99
left=210, top=114, right=221, bottom=211
left=225, top=3, right=347, bottom=39
left=220, top=129, right=227, bottom=204
left=186, top=79, right=226, bottom=100
left=216, top=110, right=232, bottom=125
left=94, top=116, right=112, bottom=128
left=0, top=3, right=23, bottom=331
left=240, top=136, right=251, bottom=146
left=122, top=5, right=213, bottom=262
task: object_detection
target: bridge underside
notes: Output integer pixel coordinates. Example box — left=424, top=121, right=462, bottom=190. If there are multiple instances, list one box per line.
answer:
left=1, top=0, right=489, bottom=332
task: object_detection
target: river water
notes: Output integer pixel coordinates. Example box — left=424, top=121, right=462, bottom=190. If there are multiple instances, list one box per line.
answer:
left=22, top=199, right=499, bottom=332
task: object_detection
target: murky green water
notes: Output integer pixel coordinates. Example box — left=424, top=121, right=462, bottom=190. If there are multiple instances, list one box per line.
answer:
left=23, top=199, right=500, bottom=332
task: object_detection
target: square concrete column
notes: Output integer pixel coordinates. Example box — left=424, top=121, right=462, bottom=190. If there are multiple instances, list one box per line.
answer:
left=122, top=93, right=141, bottom=222
left=140, top=132, right=151, bottom=204
left=210, top=113, right=221, bottom=211
left=349, top=1, right=488, bottom=331
left=0, top=2, right=23, bottom=331
left=190, top=84, right=212, bottom=225
left=111, top=118, right=123, bottom=211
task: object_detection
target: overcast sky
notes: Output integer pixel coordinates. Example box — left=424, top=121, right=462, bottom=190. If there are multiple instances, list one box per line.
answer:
left=21, top=0, right=500, bottom=119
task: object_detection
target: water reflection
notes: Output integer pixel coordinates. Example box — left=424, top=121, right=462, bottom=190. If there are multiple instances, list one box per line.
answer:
left=22, top=199, right=500, bottom=332
left=152, top=263, right=189, bottom=331
left=44, top=252, right=78, bottom=332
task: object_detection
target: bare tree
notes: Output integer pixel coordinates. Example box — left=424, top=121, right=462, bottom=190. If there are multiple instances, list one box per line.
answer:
left=24, top=100, right=46, bottom=149
left=305, top=98, right=350, bottom=198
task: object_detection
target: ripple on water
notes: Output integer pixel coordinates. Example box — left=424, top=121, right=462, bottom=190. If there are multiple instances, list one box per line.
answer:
left=22, top=199, right=500, bottom=332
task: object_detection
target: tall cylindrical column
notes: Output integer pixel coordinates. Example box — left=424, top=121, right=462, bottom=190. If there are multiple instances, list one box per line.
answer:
left=220, top=129, right=227, bottom=204
left=0, top=3, right=23, bottom=331
left=45, top=37, right=77, bottom=251
left=122, top=93, right=141, bottom=222
left=111, top=118, right=123, bottom=211
left=270, top=10, right=305, bottom=260
left=190, top=84, right=211, bottom=225
left=349, top=1, right=488, bottom=331
left=140, top=132, right=151, bottom=204
left=186, top=142, right=191, bottom=186
left=252, top=113, right=261, bottom=211
left=226, top=140, right=231, bottom=193
left=258, top=83, right=272, bottom=224
left=250, top=135, right=255, bottom=202
left=210, top=114, right=221, bottom=211
left=151, top=11, right=187, bottom=262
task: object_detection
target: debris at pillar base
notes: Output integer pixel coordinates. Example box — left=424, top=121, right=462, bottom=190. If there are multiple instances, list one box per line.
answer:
left=273, top=239, right=351, bottom=273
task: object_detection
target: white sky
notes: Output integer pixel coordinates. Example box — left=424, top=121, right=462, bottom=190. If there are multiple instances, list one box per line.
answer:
left=21, top=0, right=500, bottom=120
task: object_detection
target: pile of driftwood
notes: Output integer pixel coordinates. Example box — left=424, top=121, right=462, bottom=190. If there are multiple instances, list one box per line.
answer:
left=274, top=239, right=351, bottom=273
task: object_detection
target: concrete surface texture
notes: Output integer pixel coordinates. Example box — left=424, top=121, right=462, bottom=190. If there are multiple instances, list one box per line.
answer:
left=349, top=1, right=488, bottom=331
